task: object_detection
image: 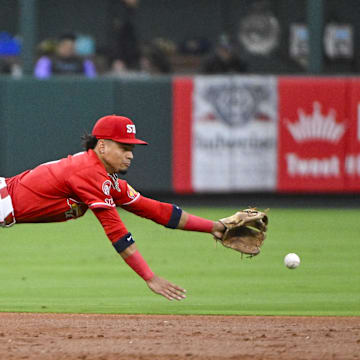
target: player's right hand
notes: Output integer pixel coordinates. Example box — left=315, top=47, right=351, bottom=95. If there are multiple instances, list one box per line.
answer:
left=146, top=275, right=186, bottom=301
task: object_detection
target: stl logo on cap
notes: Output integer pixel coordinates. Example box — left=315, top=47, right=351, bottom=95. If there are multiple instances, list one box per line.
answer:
left=126, top=124, right=136, bottom=134
left=92, top=115, right=148, bottom=145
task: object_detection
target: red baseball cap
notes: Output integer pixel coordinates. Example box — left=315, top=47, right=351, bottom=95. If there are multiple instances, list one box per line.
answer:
left=92, top=115, right=148, bottom=145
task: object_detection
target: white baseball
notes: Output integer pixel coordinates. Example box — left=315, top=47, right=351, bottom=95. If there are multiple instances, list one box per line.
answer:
left=284, top=253, right=300, bottom=269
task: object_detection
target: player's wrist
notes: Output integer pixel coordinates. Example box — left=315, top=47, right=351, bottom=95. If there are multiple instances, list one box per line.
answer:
left=211, top=221, right=226, bottom=240
left=124, top=250, right=154, bottom=281
left=212, top=221, right=226, bottom=233
left=183, top=214, right=214, bottom=233
left=145, top=273, right=157, bottom=283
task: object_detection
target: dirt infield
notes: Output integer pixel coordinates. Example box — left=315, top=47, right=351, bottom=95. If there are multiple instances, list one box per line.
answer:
left=0, top=313, right=359, bottom=360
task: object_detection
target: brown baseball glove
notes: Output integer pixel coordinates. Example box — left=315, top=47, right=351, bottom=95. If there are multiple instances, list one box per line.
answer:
left=217, top=208, right=268, bottom=257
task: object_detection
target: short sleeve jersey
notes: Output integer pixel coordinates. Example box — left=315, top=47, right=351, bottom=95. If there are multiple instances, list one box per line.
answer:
left=6, top=150, right=139, bottom=223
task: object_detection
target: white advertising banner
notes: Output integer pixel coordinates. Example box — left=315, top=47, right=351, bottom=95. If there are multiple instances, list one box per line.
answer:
left=192, top=76, right=278, bottom=192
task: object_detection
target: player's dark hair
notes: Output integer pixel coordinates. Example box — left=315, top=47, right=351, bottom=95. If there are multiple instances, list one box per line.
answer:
left=81, top=133, right=98, bottom=150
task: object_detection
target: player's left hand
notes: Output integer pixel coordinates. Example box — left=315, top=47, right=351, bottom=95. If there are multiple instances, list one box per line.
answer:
left=146, top=274, right=186, bottom=301
left=216, top=208, right=268, bottom=257
left=211, top=221, right=226, bottom=240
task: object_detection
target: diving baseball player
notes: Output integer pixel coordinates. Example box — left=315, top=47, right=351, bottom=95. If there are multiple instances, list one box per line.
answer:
left=0, top=115, right=268, bottom=300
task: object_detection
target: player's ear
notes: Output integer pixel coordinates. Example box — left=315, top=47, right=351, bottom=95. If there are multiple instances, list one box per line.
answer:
left=96, top=139, right=106, bottom=155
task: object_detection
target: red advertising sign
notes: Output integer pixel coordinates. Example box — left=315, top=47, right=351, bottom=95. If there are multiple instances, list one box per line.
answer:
left=277, top=77, right=347, bottom=192
left=345, top=79, right=360, bottom=191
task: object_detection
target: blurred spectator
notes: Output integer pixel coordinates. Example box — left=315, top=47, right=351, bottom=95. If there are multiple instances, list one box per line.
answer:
left=139, top=40, right=172, bottom=74
left=75, top=34, right=96, bottom=57
left=34, top=33, right=96, bottom=78
left=180, top=37, right=211, bottom=55
left=108, top=0, right=140, bottom=71
left=36, top=38, right=57, bottom=57
left=0, top=31, right=21, bottom=57
left=200, top=37, right=248, bottom=74
left=0, top=31, right=22, bottom=77
left=107, top=58, right=129, bottom=76
left=0, top=58, right=11, bottom=74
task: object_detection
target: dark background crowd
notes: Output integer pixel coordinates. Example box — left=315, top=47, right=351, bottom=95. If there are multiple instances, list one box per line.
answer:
left=0, top=0, right=359, bottom=77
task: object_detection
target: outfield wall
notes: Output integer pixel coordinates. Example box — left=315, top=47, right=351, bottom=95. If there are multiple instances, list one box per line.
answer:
left=0, top=76, right=173, bottom=192
left=1, top=75, right=360, bottom=194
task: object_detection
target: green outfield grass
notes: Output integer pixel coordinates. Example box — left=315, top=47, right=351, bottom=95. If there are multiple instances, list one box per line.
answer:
left=0, top=207, right=359, bottom=316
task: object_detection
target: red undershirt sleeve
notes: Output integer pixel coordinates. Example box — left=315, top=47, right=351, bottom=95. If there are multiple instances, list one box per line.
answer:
left=121, top=195, right=182, bottom=228
left=92, top=207, right=154, bottom=281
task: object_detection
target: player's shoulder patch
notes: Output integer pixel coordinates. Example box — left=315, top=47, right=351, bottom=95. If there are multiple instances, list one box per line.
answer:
left=102, top=180, right=112, bottom=196
left=110, top=180, right=140, bottom=206
left=127, top=184, right=138, bottom=200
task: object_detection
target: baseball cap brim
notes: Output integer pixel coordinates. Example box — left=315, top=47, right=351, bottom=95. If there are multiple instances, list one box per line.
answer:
left=98, top=135, right=148, bottom=145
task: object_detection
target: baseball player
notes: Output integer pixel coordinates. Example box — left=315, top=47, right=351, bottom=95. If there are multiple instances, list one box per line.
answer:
left=1, top=115, right=228, bottom=301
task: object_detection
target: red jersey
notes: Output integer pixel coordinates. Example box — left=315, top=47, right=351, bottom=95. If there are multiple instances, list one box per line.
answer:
left=5, top=150, right=178, bottom=244
left=6, top=150, right=139, bottom=222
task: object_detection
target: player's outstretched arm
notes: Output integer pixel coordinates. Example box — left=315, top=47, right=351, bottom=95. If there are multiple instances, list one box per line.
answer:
left=121, top=196, right=225, bottom=238
left=92, top=208, right=186, bottom=300
left=119, top=243, right=186, bottom=301
left=176, top=210, right=226, bottom=239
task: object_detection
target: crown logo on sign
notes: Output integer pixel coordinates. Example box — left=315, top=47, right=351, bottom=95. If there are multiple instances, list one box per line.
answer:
left=285, top=102, right=345, bottom=143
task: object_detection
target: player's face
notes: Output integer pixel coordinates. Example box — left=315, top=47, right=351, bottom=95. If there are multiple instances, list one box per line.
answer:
left=100, top=140, right=134, bottom=174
